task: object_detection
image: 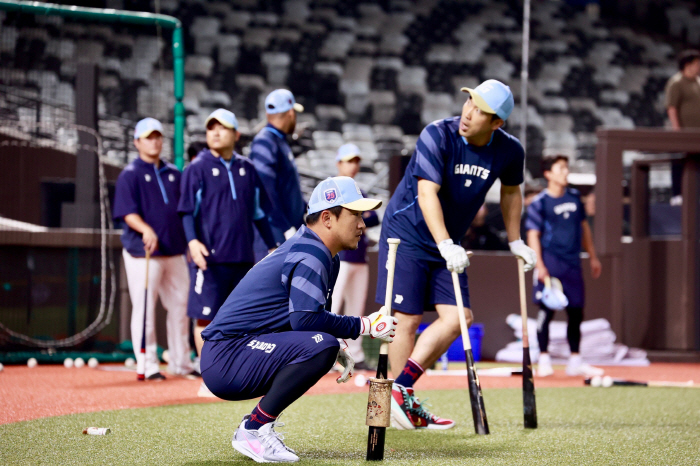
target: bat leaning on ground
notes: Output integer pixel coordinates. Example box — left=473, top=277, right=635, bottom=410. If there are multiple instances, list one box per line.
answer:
left=517, top=258, right=537, bottom=428
left=451, top=252, right=490, bottom=435
left=585, top=377, right=698, bottom=388
left=137, top=249, right=150, bottom=381
left=366, top=238, right=400, bottom=461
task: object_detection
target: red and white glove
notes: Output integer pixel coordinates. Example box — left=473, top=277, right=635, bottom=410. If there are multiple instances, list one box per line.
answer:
left=361, top=307, right=398, bottom=342
left=336, top=339, right=355, bottom=383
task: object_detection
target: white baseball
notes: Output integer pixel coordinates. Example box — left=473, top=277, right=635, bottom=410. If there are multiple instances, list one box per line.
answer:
left=0, top=362, right=4, bottom=372
left=74, top=357, right=85, bottom=368
left=354, top=373, right=367, bottom=387
left=88, top=358, right=99, bottom=368
left=27, top=358, right=38, bottom=368
left=64, top=358, right=74, bottom=368
left=590, top=375, right=602, bottom=387
left=125, top=357, right=136, bottom=368
left=161, top=350, right=170, bottom=364
left=602, top=376, right=613, bottom=388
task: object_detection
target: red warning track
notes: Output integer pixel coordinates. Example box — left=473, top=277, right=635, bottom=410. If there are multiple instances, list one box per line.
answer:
left=2, top=363, right=699, bottom=425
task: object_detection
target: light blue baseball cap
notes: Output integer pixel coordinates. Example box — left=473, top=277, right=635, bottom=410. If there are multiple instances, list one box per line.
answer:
left=265, top=89, right=304, bottom=114
left=205, top=108, right=238, bottom=130
left=307, top=176, right=382, bottom=215
left=461, top=79, right=514, bottom=120
left=133, top=117, right=163, bottom=140
left=336, top=143, right=362, bottom=162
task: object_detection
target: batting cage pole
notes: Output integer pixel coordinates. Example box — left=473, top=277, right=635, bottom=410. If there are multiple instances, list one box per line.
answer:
left=520, top=0, right=531, bottom=154
left=0, top=0, right=186, bottom=170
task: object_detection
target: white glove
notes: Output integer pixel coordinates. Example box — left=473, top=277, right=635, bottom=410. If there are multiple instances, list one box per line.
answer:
left=437, top=239, right=470, bottom=273
left=509, top=239, right=537, bottom=272
left=361, top=308, right=398, bottom=342
left=283, top=226, right=297, bottom=240
left=336, top=339, right=355, bottom=383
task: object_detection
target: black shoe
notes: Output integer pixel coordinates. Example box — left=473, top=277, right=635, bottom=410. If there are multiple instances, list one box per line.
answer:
left=185, top=370, right=201, bottom=380
left=146, top=372, right=166, bottom=381
left=354, top=361, right=377, bottom=372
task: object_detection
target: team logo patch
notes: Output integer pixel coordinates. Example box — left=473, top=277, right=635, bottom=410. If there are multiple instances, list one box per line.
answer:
left=395, top=294, right=404, bottom=304
left=376, top=322, right=386, bottom=332
left=239, top=167, right=246, bottom=177
left=247, top=339, right=277, bottom=353
left=212, top=168, right=220, bottom=176
left=144, top=174, right=152, bottom=182
left=312, top=334, right=324, bottom=343
left=324, top=189, right=337, bottom=203
left=202, top=306, right=211, bottom=316
left=464, top=179, right=472, bottom=187
left=168, top=174, right=175, bottom=182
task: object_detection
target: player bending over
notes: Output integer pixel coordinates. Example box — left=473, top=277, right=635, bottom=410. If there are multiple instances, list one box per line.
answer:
left=375, top=79, right=537, bottom=430
left=200, top=177, right=396, bottom=463
left=526, top=155, right=603, bottom=377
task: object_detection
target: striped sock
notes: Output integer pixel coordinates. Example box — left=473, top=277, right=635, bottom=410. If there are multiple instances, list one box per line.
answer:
left=394, top=358, right=425, bottom=389
left=245, top=401, right=277, bottom=430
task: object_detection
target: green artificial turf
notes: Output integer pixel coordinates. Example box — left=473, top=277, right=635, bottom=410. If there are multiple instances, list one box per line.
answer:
left=2, top=387, right=699, bottom=465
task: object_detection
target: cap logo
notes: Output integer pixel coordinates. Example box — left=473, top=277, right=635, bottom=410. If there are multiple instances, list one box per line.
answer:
left=355, top=184, right=362, bottom=196
left=324, top=189, right=337, bottom=202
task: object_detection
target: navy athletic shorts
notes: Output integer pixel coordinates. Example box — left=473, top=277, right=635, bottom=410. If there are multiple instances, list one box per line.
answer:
left=533, top=251, right=584, bottom=309
left=200, top=331, right=340, bottom=401
left=187, top=262, right=253, bottom=320
left=374, top=243, right=470, bottom=315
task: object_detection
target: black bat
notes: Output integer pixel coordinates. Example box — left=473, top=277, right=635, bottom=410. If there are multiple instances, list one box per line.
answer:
left=451, top=269, right=489, bottom=435
left=137, top=250, right=150, bottom=381
left=517, top=259, right=537, bottom=428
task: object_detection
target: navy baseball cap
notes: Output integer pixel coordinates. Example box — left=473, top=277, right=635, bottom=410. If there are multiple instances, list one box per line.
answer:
left=134, top=118, right=163, bottom=140
left=336, top=143, right=362, bottom=162
left=205, top=109, right=238, bottom=130
left=265, top=89, right=304, bottom=114
left=461, top=79, right=514, bottom=120
left=307, top=177, right=381, bottom=215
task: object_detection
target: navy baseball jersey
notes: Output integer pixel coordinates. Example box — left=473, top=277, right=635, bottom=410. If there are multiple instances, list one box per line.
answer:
left=525, top=188, right=586, bottom=268
left=202, top=225, right=362, bottom=341
left=178, top=149, right=274, bottom=263
left=382, top=118, right=524, bottom=261
left=113, top=158, right=187, bottom=257
left=249, top=124, right=306, bottom=243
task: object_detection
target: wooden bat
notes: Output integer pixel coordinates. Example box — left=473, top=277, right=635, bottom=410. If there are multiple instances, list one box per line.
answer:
left=517, top=258, right=537, bottom=428
left=366, top=238, right=400, bottom=461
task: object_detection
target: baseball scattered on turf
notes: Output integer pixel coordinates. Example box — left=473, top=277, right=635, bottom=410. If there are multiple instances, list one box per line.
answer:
left=590, top=375, right=602, bottom=387
left=354, top=373, right=367, bottom=387
left=602, top=376, right=613, bottom=388
left=161, top=350, right=170, bottom=364
left=0, top=362, right=4, bottom=372
left=74, top=357, right=85, bottom=369
left=27, top=358, right=38, bottom=368
left=64, top=358, right=74, bottom=368
left=125, top=357, right=136, bottom=368
left=88, top=357, right=99, bottom=368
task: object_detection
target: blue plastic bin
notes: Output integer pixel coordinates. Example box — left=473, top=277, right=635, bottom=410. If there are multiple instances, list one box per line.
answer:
left=417, top=323, right=484, bottom=362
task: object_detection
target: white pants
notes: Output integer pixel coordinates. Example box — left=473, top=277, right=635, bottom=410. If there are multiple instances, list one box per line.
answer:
left=331, top=261, right=369, bottom=362
left=123, top=250, right=193, bottom=377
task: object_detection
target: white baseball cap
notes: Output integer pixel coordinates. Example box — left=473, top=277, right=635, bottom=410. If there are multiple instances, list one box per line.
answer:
left=307, top=177, right=381, bottom=215
left=336, top=143, right=362, bottom=162
left=265, top=89, right=304, bottom=114
left=134, top=118, right=163, bottom=140
left=541, top=276, right=569, bottom=311
left=205, top=109, right=238, bottom=130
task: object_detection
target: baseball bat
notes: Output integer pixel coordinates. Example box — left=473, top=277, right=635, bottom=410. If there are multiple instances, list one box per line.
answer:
left=585, top=377, right=697, bottom=388
left=517, top=258, right=537, bottom=428
left=137, top=249, right=150, bottom=381
left=366, top=238, right=400, bottom=461
left=451, top=264, right=490, bottom=435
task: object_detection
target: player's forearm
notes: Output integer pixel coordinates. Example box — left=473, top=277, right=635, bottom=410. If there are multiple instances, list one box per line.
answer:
left=500, top=185, right=523, bottom=242
left=417, top=180, right=450, bottom=244
left=526, top=229, right=544, bottom=264
left=124, top=214, right=152, bottom=234
left=581, top=220, right=598, bottom=259
left=667, top=107, right=681, bottom=130
left=289, top=310, right=361, bottom=339
left=181, top=213, right=198, bottom=243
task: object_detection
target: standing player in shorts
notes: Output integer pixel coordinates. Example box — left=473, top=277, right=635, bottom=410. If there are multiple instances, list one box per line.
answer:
left=375, top=79, right=537, bottom=430
left=200, top=177, right=395, bottom=463
left=330, top=144, right=380, bottom=371
left=526, top=155, right=603, bottom=377
left=113, top=118, right=194, bottom=381
left=178, top=109, right=278, bottom=395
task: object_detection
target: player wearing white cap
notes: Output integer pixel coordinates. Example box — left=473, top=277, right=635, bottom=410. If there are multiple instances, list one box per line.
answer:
left=375, top=80, right=538, bottom=430
left=114, top=118, right=194, bottom=381
left=249, top=89, right=307, bottom=262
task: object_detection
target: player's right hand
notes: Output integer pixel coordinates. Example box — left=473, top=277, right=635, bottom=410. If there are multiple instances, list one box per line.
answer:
left=535, top=263, right=550, bottom=282
left=188, top=239, right=209, bottom=270
left=438, top=239, right=470, bottom=273
left=142, top=227, right=158, bottom=255
left=361, top=308, right=398, bottom=342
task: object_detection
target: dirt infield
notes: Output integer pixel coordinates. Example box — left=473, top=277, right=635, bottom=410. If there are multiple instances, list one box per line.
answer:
left=2, top=362, right=699, bottom=425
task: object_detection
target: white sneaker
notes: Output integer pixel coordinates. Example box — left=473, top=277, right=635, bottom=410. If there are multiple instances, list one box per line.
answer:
left=197, top=381, right=216, bottom=398
left=566, top=355, right=604, bottom=376
left=537, top=353, right=554, bottom=377
left=232, top=415, right=299, bottom=463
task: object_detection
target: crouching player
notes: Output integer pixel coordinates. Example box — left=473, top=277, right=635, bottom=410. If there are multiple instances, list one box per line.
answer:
left=200, top=177, right=397, bottom=463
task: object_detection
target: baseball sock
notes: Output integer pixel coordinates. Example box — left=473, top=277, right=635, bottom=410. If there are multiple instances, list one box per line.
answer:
left=394, top=358, right=424, bottom=389
left=245, top=401, right=277, bottom=430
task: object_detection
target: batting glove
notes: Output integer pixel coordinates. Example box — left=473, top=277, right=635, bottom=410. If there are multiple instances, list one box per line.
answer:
left=361, top=308, right=397, bottom=342
left=336, top=339, right=355, bottom=383
left=438, top=239, right=470, bottom=273
left=509, top=239, right=537, bottom=272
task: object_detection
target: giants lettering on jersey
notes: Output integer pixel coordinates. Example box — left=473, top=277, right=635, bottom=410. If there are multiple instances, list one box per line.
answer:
left=553, top=202, right=577, bottom=216
left=454, top=164, right=491, bottom=180
left=247, top=339, right=277, bottom=353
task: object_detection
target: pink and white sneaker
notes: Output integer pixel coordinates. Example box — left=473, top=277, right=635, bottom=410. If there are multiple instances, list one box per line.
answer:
left=232, top=415, right=299, bottom=463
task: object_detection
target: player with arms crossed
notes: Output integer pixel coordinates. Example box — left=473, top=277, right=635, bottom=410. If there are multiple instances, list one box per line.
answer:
left=375, top=79, right=537, bottom=430
left=526, top=155, right=603, bottom=377
left=200, top=177, right=397, bottom=463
